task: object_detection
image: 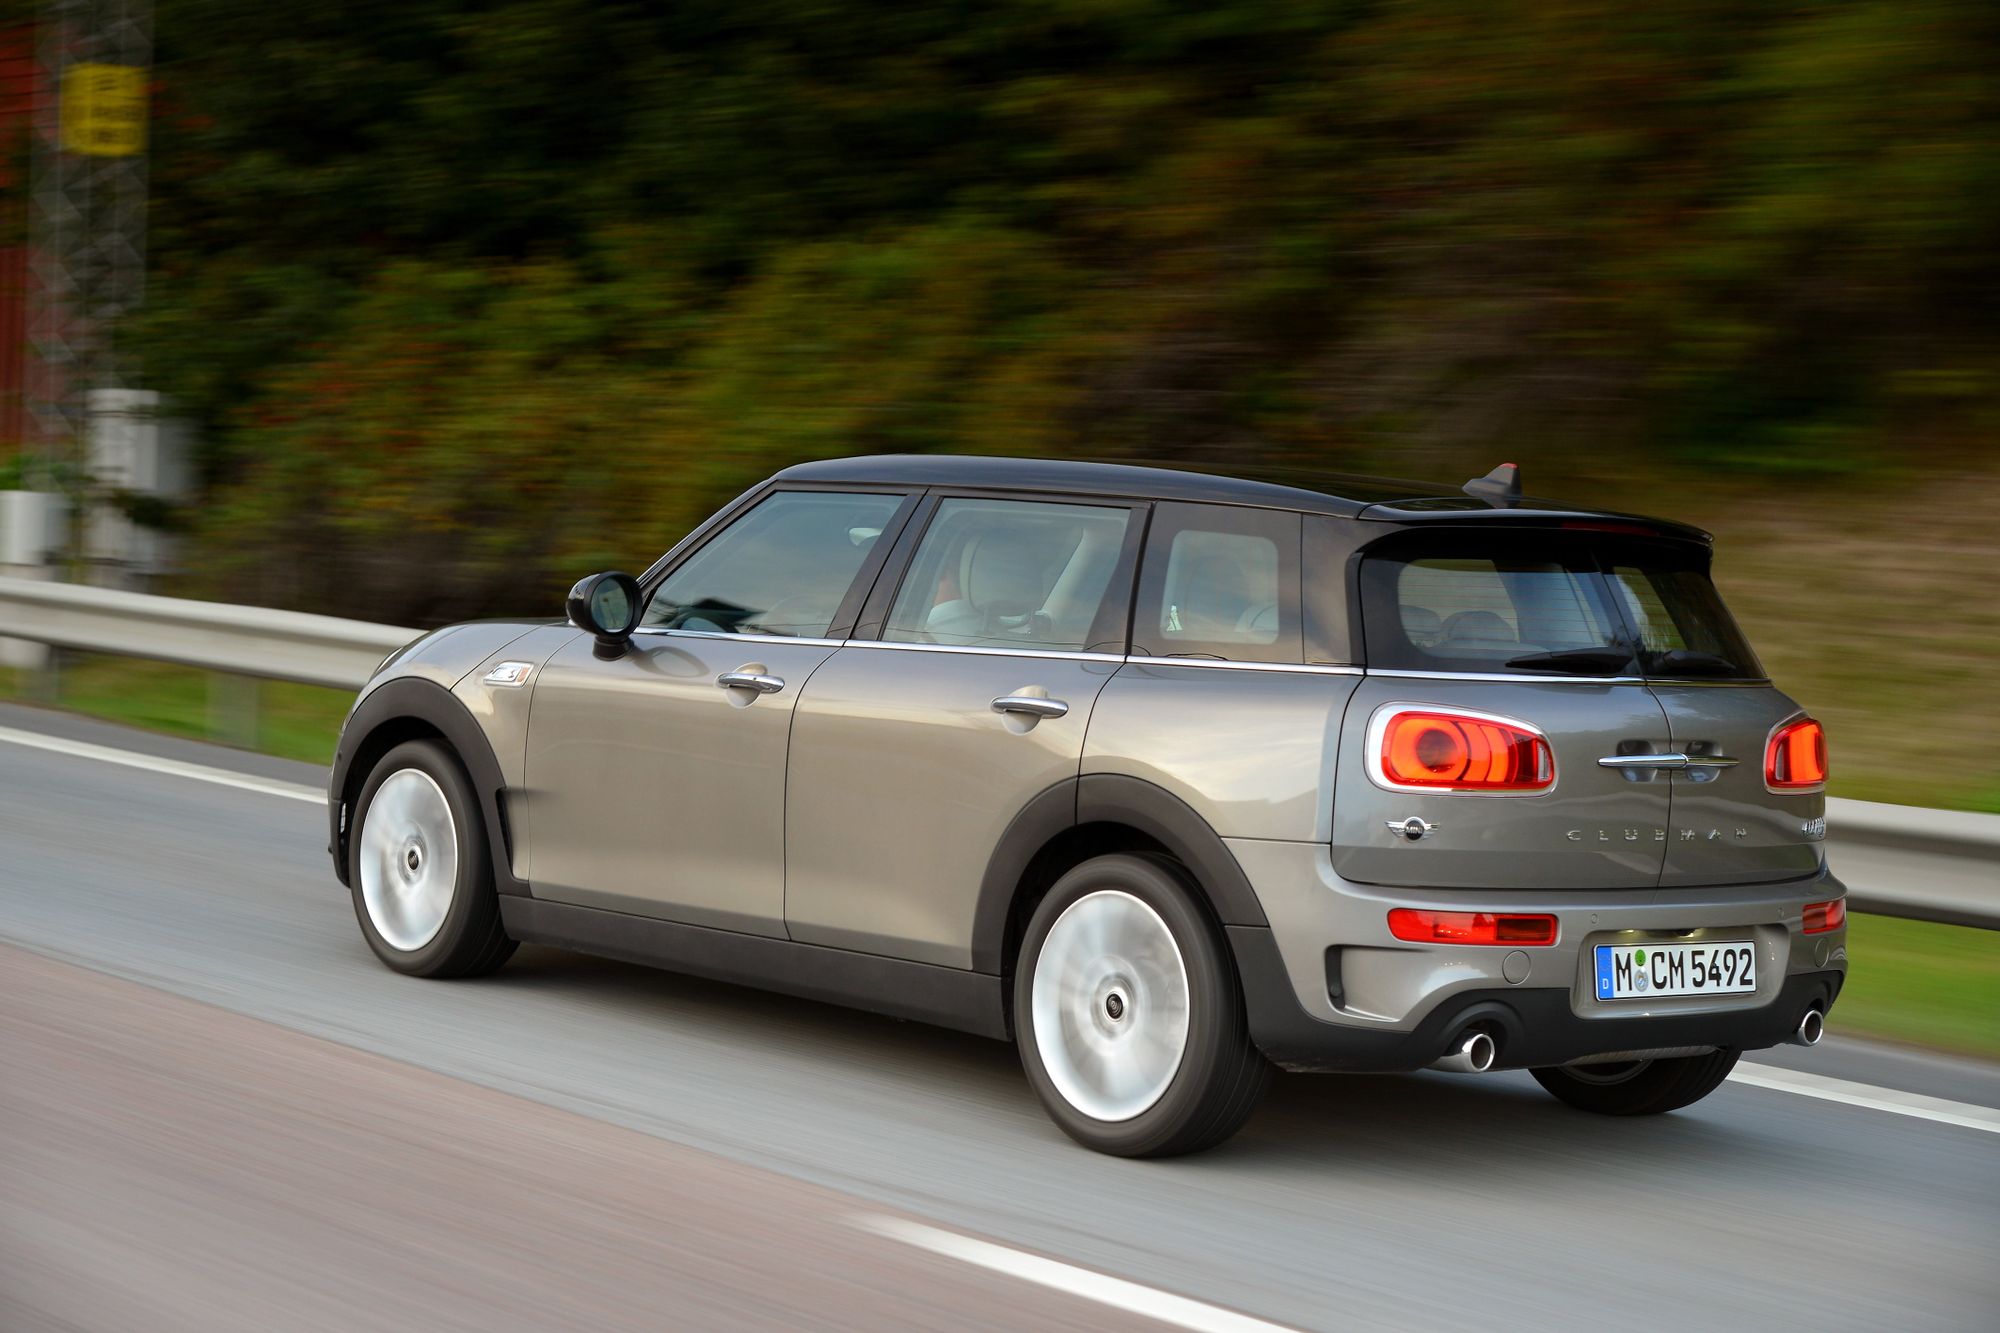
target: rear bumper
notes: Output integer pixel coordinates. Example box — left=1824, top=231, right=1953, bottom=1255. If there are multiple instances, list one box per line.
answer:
left=1224, top=838, right=1849, bottom=1071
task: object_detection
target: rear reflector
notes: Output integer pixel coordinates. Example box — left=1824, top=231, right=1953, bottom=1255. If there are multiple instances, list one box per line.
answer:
left=1766, top=718, right=1828, bottom=790
left=1802, top=898, right=1846, bottom=934
left=1376, top=709, right=1554, bottom=792
left=1388, top=909, right=1559, bottom=946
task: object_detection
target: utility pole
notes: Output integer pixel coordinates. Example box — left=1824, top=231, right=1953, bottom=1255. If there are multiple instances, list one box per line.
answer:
left=24, top=0, right=150, bottom=571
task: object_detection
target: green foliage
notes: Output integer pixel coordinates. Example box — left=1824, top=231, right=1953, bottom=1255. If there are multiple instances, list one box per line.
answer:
left=131, top=0, right=2000, bottom=621
left=1838, top=914, right=2000, bottom=1060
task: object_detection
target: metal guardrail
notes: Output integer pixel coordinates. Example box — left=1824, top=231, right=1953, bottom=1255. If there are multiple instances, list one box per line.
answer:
left=1, top=573, right=1993, bottom=927
left=0, top=573, right=416, bottom=690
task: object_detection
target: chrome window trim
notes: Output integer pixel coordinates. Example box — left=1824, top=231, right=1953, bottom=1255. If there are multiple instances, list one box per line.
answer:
left=1364, top=668, right=1773, bottom=687
left=631, top=627, right=848, bottom=649
left=1124, top=657, right=1362, bottom=677
left=1365, top=668, right=1648, bottom=686
left=843, top=639, right=1129, bottom=664
left=839, top=639, right=1367, bottom=672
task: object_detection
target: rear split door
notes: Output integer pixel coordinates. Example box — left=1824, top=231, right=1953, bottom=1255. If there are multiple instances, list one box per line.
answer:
left=1603, top=558, right=1826, bottom=886
left=1332, top=534, right=1675, bottom=890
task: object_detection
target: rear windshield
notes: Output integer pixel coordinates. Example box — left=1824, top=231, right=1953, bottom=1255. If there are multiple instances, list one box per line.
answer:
left=1358, top=536, right=1764, bottom=679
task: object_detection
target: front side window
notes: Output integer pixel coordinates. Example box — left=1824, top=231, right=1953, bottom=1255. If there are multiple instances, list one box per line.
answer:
left=882, top=498, right=1132, bottom=652
left=1132, top=503, right=1301, bottom=662
left=645, top=490, right=904, bottom=638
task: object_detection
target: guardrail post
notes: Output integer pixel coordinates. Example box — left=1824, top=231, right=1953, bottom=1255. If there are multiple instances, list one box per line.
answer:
left=207, top=671, right=261, bottom=751
left=30, top=644, right=62, bottom=704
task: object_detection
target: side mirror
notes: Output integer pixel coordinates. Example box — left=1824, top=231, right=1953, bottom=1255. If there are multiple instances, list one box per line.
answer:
left=566, top=571, right=642, bottom=658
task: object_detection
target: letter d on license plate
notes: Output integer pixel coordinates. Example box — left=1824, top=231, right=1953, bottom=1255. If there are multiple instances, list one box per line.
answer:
left=1594, top=941, right=1756, bottom=1001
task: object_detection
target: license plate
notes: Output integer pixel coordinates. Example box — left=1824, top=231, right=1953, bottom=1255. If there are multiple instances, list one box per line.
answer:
left=1594, top=941, right=1756, bottom=1001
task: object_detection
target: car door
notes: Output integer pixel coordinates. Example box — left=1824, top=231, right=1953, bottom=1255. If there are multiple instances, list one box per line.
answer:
left=1331, top=530, right=1676, bottom=890
left=523, top=487, right=915, bottom=934
left=784, top=493, right=1145, bottom=967
left=1602, top=555, right=1827, bottom=887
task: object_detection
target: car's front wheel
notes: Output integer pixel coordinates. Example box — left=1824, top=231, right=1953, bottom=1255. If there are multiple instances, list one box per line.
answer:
left=1530, top=1049, right=1740, bottom=1116
left=349, top=738, right=516, bottom=979
left=1014, top=854, right=1269, bottom=1157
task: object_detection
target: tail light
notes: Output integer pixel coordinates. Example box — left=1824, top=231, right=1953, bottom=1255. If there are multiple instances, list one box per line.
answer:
left=1388, top=909, right=1559, bottom=946
left=1373, top=708, right=1554, bottom=793
left=1802, top=898, right=1846, bottom=934
left=1766, top=718, right=1828, bottom=791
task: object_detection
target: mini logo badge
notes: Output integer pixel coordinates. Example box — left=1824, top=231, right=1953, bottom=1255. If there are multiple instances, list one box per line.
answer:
left=1386, top=816, right=1439, bottom=843
left=483, top=661, right=533, bottom=687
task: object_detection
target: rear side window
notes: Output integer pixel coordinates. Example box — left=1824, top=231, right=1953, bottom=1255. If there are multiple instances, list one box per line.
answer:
left=882, top=498, right=1134, bottom=653
left=1132, top=504, right=1301, bottom=663
left=1359, top=535, right=1763, bottom=679
left=645, top=490, right=904, bottom=637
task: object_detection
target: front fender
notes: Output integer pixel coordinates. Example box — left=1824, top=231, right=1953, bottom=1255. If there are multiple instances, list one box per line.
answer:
left=328, top=676, right=526, bottom=897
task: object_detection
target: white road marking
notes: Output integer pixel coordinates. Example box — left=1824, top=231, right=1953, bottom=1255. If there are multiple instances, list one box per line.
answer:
left=1730, top=1063, right=2000, bottom=1134
left=7, top=722, right=1999, bottom=1144
left=0, top=724, right=324, bottom=805
left=857, top=1215, right=1296, bottom=1332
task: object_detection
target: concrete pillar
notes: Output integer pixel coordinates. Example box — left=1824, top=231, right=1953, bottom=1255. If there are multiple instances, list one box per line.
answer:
left=0, top=489, right=64, bottom=671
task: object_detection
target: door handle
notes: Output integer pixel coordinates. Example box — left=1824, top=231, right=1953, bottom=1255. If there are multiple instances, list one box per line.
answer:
left=1598, top=753, right=1739, bottom=769
left=717, top=670, right=786, bottom=695
left=992, top=694, right=1070, bottom=720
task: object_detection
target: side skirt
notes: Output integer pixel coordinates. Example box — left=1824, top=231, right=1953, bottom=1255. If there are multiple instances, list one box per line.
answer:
left=498, top=898, right=1011, bottom=1041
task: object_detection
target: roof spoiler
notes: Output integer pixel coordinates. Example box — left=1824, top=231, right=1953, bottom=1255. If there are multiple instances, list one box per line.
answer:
left=1463, top=463, right=1522, bottom=505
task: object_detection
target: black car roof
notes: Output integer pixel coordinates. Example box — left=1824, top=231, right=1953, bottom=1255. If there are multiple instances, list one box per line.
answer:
left=772, top=454, right=1711, bottom=542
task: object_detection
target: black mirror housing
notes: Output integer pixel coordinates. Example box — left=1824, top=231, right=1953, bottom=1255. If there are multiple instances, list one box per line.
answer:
left=566, top=571, right=643, bottom=657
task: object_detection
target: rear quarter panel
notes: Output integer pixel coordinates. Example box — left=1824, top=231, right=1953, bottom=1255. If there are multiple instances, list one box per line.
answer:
left=1081, top=663, right=1360, bottom=842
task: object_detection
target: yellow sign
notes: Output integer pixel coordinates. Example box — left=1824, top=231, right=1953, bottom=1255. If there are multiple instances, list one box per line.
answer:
left=62, top=63, right=148, bottom=157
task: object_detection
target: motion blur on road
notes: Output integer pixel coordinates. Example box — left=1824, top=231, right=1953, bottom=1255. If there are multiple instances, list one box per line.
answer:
left=1, top=2, right=1997, bottom=1330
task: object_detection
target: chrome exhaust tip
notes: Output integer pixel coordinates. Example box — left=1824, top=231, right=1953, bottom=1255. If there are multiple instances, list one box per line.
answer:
left=1790, top=1007, right=1825, bottom=1047
left=1429, top=1030, right=1498, bottom=1074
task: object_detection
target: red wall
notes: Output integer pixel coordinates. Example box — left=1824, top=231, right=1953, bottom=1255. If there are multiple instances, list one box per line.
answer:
left=0, top=26, right=36, bottom=456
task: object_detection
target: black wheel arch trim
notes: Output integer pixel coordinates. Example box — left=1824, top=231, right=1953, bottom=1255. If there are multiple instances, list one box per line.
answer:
left=328, top=677, right=526, bottom=898
left=970, top=772, right=1270, bottom=974
left=1076, top=774, right=1269, bottom=929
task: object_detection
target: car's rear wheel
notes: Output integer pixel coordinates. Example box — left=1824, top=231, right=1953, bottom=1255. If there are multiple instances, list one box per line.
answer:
left=350, top=738, right=515, bottom=979
left=1014, top=853, right=1269, bottom=1157
left=1530, top=1048, right=1740, bottom=1116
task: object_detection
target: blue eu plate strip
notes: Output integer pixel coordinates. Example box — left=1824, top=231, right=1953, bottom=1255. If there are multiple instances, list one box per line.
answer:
left=1594, top=946, right=1615, bottom=1000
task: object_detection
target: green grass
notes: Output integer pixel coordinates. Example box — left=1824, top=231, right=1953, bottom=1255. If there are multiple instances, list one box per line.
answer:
left=0, top=654, right=350, bottom=766
left=1834, top=914, right=2000, bottom=1060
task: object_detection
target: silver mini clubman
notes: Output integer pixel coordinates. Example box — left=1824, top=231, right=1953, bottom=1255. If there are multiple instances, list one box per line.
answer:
left=329, top=455, right=1846, bottom=1156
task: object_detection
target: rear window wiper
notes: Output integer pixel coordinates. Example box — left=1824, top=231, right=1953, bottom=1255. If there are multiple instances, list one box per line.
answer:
left=1504, top=647, right=1637, bottom=674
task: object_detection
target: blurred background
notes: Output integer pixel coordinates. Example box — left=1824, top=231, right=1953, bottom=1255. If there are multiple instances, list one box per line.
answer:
left=0, top=0, right=1994, bottom=817
left=0, top=9, right=1995, bottom=1327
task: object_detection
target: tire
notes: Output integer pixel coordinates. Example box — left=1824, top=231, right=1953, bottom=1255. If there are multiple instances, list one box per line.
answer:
left=1014, top=853, right=1270, bottom=1157
left=1530, top=1049, right=1741, bottom=1116
left=349, top=739, right=516, bottom=979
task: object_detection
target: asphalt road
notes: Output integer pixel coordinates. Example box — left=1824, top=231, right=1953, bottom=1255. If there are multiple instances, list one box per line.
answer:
left=2, top=704, right=1995, bottom=1332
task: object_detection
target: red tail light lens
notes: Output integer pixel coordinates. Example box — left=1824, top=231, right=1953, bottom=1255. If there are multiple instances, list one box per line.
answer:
left=1767, top=718, right=1828, bottom=790
left=1388, top=909, right=1559, bottom=946
left=1802, top=898, right=1846, bottom=934
left=1376, top=710, right=1553, bottom=792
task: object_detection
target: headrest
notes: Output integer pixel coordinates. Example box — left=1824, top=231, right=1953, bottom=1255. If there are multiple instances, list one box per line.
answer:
left=1443, top=609, right=1514, bottom=643
left=961, top=530, right=1046, bottom=614
left=1400, top=605, right=1444, bottom=643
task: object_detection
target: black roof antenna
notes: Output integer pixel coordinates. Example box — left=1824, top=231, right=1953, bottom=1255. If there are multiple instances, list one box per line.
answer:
left=1463, top=462, right=1522, bottom=505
